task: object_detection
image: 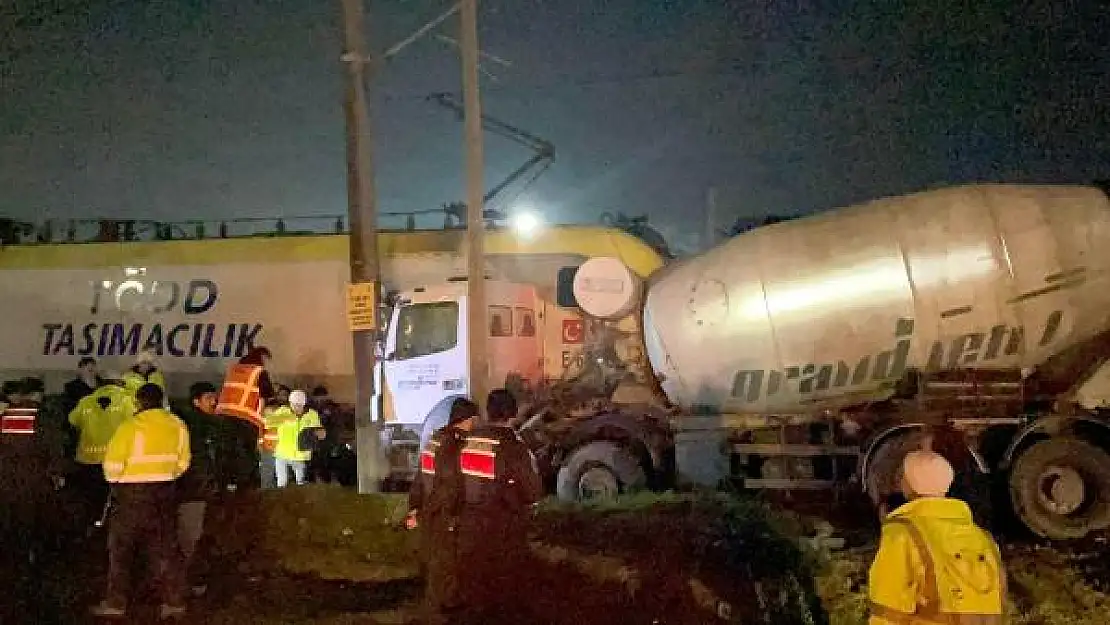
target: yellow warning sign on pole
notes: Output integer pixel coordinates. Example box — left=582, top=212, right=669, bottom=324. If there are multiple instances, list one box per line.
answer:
left=346, top=282, right=378, bottom=332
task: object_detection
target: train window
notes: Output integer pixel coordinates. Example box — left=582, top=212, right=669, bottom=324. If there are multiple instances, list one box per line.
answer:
left=488, top=305, right=513, bottom=337
left=556, top=266, right=579, bottom=308
left=515, top=307, right=536, bottom=337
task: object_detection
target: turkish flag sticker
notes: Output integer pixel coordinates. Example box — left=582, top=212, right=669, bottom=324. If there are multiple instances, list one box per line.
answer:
left=562, top=319, right=584, bottom=344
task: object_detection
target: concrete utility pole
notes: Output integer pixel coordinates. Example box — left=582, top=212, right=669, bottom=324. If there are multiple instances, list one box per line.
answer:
left=459, top=0, right=489, bottom=415
left=340, top=0, right=382, bottom=494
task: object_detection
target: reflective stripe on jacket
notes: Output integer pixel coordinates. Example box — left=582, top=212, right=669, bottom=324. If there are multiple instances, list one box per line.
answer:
left=216, top=364, right=265, bottom=430
left=259, top=407, right=286, bottom=453
left=69, top=385, right=135, bottom=464
left=459, top=426, right=543, bottom=509
left=103, top=408, right=191, bottom=484
left=869, top=497, right=1005, bottom=625
left=0, top=407, right=36, bottom=435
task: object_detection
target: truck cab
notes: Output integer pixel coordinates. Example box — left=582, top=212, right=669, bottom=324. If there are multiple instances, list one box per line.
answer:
left=378, top=279, right=544, bottom=444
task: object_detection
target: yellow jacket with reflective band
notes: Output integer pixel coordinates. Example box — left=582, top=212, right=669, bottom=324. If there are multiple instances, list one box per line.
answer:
left=259, top=406, right=290, bottom=453
left=273, top=406, right=322, bottom=462
left=69, top=385, right=136, bottom=464
left=102, top=407, right=190, bottom=484
left=121, top=368, right=167, bottom=394
left=868, top=497, right=1005, bottom=625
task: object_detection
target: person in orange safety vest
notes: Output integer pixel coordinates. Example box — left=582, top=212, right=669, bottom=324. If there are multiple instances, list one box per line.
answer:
left=215, top=346, right=275, bottom=490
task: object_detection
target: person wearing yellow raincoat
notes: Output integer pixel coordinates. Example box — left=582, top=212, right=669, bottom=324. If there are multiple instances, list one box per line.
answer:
left=271, top=390, right=325, bottom=488
left=868, top=450, right=1006, bottom=625
left=68, top=373, right=136, bottom=529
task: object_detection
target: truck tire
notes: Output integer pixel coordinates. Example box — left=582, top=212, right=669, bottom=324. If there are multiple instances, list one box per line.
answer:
left=1009, top=437, right=1110, bottom=540
left=556, top=441, right=647, bottom=502
left=864, top=430, right=929, bottom=509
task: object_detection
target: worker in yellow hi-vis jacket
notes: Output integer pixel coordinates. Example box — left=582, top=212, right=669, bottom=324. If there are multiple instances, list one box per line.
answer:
left=90, top=383, right=190, bottom=621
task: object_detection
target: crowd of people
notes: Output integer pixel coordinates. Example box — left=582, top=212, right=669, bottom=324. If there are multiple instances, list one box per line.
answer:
left=0, top=346, right=344, bottom=620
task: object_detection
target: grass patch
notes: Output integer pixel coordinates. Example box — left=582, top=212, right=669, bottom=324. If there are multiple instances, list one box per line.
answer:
left=209, top=484, right=418, bottom=583
left=812, top=543, right=1110, bottom=625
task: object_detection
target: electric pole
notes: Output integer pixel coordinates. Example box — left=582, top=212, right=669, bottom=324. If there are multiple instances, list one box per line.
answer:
left=460, top=0, right=489, bottom=416
left=340, top=0, right=382, bottom=494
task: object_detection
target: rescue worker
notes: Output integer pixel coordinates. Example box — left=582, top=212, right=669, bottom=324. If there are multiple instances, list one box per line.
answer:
left=407, top=397, right=480, bottom=624
left=0, top=379, right=68, bottom=622
left=271, top=389, right=325, bottom=488
left=215, top=346, right=275, bottom=489
left=454, top=389, right=544, bottom=620
left=122, top=349, right=167, bottom=395
left=91, top=383, right=190, bottom=620
left=868, top=450, right=1006, bottom=625
left=258, top=384, right=292, bottom=489
left=68, top=372, right=135, bottom=529
left=176, top=382, right=223, bottom=596
left=63, top=357, right=104, bottom=456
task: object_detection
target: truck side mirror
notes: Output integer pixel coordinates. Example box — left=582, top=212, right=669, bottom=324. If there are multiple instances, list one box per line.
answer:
left=556, top=266, right=578, bottom=308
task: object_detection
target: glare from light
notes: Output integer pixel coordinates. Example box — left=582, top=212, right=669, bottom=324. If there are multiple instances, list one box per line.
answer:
left=737, top=245, right=997, bottom=319
left=509, top=210, right=542, bottom=237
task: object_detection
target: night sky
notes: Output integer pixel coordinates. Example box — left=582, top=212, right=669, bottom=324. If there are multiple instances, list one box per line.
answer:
left=3, top=0, right=1108, bottom=250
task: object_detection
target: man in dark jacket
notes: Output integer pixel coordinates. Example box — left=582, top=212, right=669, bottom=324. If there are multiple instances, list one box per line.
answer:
left=407, top=398, right=480, bottom=625
left=453, top=389, right=544, bottom=620
left=0, top=380, right=67, bottom=623
left=176, top=382, right=223, bottom=595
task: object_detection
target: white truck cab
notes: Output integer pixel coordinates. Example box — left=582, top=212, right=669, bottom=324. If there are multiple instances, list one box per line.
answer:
left=379, top=279, right=543, bottom=443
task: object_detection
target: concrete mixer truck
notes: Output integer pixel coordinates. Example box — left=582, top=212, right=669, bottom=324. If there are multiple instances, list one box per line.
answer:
left=385, top=183, right=1110, bottom=541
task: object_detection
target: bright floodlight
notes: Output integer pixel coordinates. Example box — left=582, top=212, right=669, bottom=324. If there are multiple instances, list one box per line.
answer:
left=509, top=210, right=542, bottom=236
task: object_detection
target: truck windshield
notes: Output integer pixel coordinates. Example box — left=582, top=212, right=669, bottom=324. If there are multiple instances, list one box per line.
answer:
left=394, top=302, right=460, bottom=360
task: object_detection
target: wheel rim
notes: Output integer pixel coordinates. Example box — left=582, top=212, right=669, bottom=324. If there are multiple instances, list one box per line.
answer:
left=578, top=466, right=620, bottom=500
left=1037, top=465, right=1087, bottom=516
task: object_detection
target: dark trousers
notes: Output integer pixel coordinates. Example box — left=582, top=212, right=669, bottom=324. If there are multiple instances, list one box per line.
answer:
left=106, top=483, right=186, bottom=607
left=260, top=451, right=276, bottom=489
left=222, top=420, right=262, bottom=490
left=426, top=512, right=535, bottom=621
left=72, top=462, right=110, bottom=529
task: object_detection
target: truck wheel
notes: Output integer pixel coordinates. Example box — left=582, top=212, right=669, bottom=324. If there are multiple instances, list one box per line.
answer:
left=864, top=431, right=929, bottom=509
left=556, top=441, right=646, bottom=502
left=1009, top=437, right=1110, bottom=540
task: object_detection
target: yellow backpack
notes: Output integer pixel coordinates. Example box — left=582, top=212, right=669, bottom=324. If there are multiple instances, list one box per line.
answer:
left=888, top=518, right=1006, bottom=623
